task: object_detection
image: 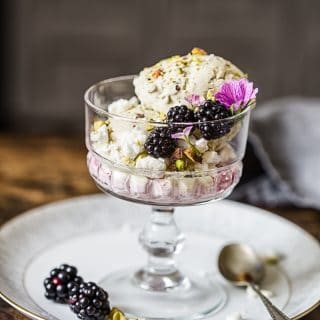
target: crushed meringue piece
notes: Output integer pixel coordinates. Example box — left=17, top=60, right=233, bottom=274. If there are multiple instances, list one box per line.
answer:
left=108, top=97, right=138, bottom=114
left=263, top=249, right=284, bottom=265
left=195, top=138, right=209, bottom=153
left=135, top=156, right=167, bottom=171
left=194, top=162, right=209, bottom=171
left=226, top=312, right=244, bottom=320
left=118, top=129, right=147, bottom=159
left=202, top=151, right=221, bottom=164
left=90, top=124, right=109, bottom=143
left=219, top=144, right=237, bottom=164
left=246, top=285, right=274, bottom=299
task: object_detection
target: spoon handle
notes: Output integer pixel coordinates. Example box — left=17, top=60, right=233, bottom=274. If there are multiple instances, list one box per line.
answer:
left=248, top=283, right=291, bottom=320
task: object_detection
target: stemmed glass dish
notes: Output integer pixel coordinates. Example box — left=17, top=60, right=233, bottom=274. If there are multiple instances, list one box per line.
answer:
left=85, top=76, right=253, bottom=319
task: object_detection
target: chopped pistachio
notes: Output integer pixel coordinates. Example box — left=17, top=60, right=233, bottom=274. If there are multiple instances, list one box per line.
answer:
left=135, top=113, right=145, bottom=119
left=191, top=47, right=207, bottom=55
left=167, top=55, right=181, bottom=62
left=206, top=90, right=216, bottom=101
left=175, top=159, right=185, bottom=171
left=122, top=157, right=135, bottom=166
left=108, top=307, right=127, bottom=320
left=171, top=148, right=183, bottom=160
left=151, top=68, right=163, bottom=79
left=146, top=124, right=155, bottom=131
left=134, top=151, right=148, bottom=162
left=192, top=56, right=203, bottom=64
left=263, top=251, right=284, bottom=265
left=159, top=112, right=167, bottom=121
left=177, top=67, right=184, bottom=75
left=93, top=120, right=105, bottom=131
left=264, top=256, right=280, bottom=265
left=184, top=148, right=196, bottom=162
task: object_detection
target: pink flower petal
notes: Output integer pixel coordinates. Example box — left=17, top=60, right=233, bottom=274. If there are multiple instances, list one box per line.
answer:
left=215, top=78, right=258, bottom=111
left=171, top=132, right=184, bottom=139
left=183, top=125, right=193, bottom=136
left=185, top=94, right=204, bottom=106
left=171, top=125, right=193, bottom=139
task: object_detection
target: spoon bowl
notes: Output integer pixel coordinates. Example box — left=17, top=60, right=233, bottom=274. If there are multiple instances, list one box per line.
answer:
left=218, top=243, right=265, bottom=286
left=218, top=243, right=291, bottom=319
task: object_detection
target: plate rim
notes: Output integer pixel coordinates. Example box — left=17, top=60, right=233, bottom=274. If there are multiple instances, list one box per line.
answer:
left=0, top=194, right=319, bottom=319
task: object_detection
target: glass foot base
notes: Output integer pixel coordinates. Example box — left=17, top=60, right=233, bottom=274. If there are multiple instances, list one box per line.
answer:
left=100, top=268, right=227, bottom=320
left=134, top=268, right=191, bottom=291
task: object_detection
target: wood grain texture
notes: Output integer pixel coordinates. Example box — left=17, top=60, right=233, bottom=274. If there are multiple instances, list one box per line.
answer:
left=0, top=135, right=319, bottom=319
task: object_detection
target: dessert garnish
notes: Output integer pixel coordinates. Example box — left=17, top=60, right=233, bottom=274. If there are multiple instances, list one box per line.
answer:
left=44, top=265, right=138, bottom=320
left=144, top=127, right=177, bottom=158
left=191, top=47, right=207, bottom=55
left=171, top=125, right=193, bottom=140
left=185, top=94, right=204, bottom=107
left=151, top=68, right=163, bottom=79
left=195, top=100, right=233, bottom=140
left=108, top=308, right=127, bottom=320
left=69, top=281, right=111, bottom=320
left=167, top=105, right=195, bottom=133
left=215, top=78, right=258, bottom=114
left=175, top=159, right=186, bottom=171
left=226, top=312, right=244, bottom=320
left=44, top=264, right=83, bottom=303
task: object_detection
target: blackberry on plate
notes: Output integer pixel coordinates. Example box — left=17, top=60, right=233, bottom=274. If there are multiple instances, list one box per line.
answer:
left=69, top=282, right=111, bottom=320
left=195, top=100, right=233, bottom=140
left=167, top=105, right=195, bottom=133
left=44, top=264, right=83, bottom=303
left=144, top=127, right=177, bottom=158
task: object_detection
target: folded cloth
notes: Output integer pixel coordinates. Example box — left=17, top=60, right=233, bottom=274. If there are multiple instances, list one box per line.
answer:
left=231, top=97, right=320, bottom=209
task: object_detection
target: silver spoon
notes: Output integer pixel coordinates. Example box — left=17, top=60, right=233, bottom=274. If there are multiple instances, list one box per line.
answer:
left=218, top=243, right=290, bottom=320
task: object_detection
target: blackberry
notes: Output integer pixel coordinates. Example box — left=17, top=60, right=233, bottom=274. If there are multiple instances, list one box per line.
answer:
left=44, top=264, right=83, bottom=303
left=195, top=100, right=233, bottom=140
left=167, top=105, right=195, bottom=133
left=69, top=282, right=111, bottom=320
left=144, top=127, right=177, bottom=158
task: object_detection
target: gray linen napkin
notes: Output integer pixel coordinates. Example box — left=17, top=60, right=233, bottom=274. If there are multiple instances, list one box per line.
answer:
left=232, top=97, right=320, bottom=209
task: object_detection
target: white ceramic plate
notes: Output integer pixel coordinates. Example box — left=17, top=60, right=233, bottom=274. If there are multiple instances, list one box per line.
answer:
left=0, top=195, right=319, bottom=320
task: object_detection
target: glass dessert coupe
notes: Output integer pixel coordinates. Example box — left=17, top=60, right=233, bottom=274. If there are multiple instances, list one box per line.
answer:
left=85, top=76, right=253, bottom=320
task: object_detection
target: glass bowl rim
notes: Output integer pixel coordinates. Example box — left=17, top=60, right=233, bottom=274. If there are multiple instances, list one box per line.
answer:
left=84, top=75, right=255, bottom=125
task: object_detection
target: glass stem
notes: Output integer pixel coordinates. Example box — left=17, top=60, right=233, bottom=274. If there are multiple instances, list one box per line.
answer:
left=134, top=207, right=189, bottom=291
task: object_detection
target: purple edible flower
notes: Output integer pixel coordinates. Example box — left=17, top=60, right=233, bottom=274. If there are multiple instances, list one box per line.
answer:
left=215, top=79, right=258, bottom=112
left=185, top=94, right=204, bottom=106
left=171, top=126, right=193, bottom=139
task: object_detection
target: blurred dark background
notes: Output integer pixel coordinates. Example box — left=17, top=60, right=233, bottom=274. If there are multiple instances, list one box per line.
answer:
left=2, top=0, right=320, bottom=134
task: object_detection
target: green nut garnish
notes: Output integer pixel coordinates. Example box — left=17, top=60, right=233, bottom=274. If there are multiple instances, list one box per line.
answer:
left=175, top=159, right=185, bottom=171
left=108, top=307, right=127, bottom=320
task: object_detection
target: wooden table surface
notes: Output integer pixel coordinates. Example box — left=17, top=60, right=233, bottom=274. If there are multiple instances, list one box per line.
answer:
left=0, top=135, right=319, bottom=319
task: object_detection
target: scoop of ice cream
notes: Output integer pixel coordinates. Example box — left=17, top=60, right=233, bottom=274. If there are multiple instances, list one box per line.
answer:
left=133, top=48, right=245, bottom=113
